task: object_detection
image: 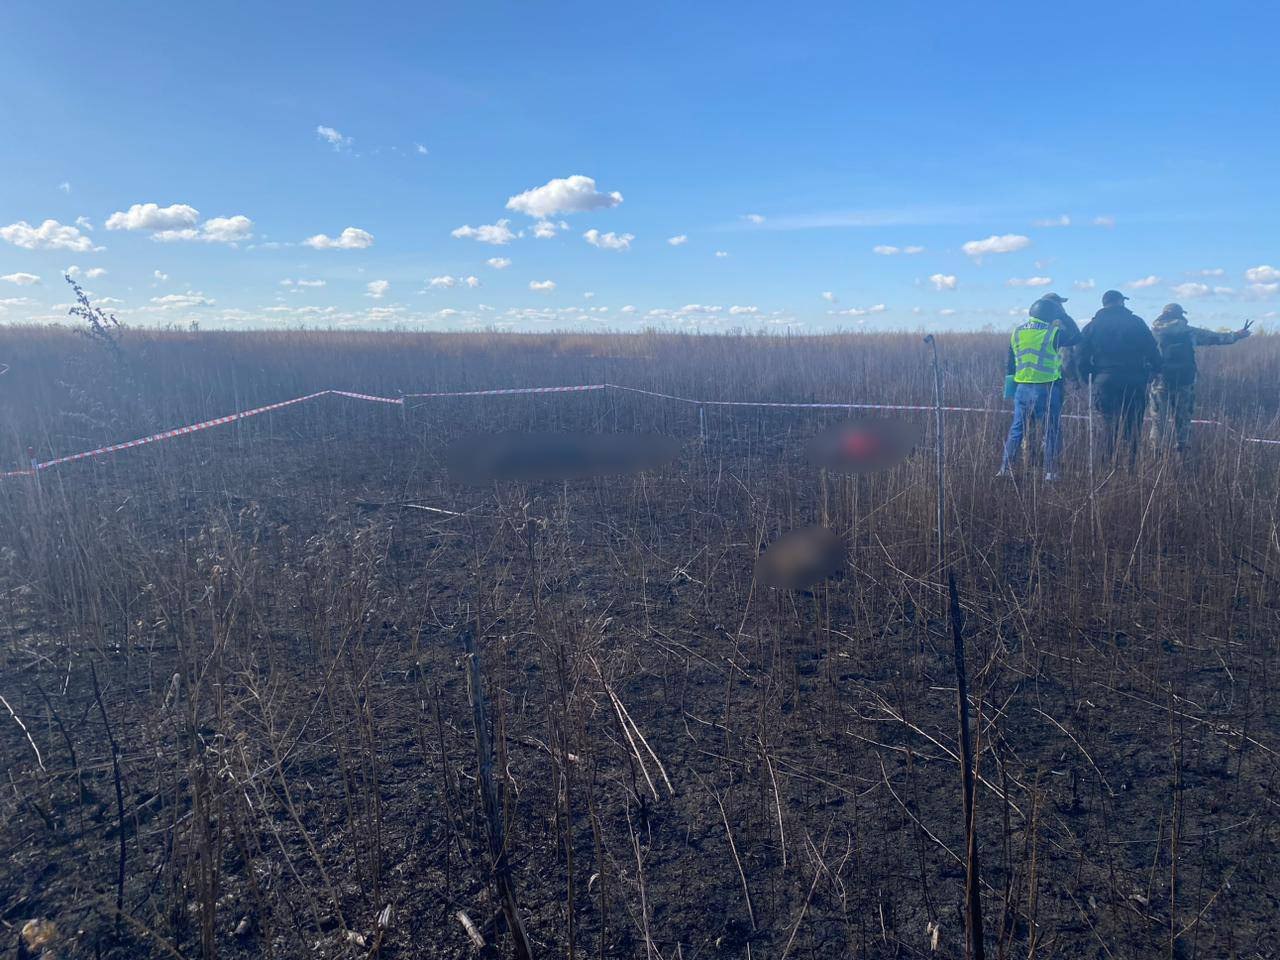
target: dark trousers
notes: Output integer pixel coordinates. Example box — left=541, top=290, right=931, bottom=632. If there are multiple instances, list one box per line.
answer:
left=1092, top=373, right=1147, bottom=466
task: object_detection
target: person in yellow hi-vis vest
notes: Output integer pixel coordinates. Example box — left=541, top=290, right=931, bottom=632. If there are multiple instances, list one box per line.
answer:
left=997, top=293, right=1080, bottom=482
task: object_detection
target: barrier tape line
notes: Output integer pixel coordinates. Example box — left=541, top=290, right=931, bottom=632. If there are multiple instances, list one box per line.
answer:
left=4, top=381, right=1278, bottom=478
left=403, top=384, right=607, bottom=399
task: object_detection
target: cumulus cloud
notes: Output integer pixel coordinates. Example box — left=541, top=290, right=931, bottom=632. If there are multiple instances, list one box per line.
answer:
left=729, top=305, right=759, bottom=315
left=742, top=213, right=766, bottom=224
left=529, top=280, right=556, bottom=293
left=415, top=143, right=429, bottom=156
left=714, top=250, right=729, bottom=258
left=667, top=234, right=688, bottom=246
left=58, top=181, right=71, bottom=194
left=830, top=304, right=887, bottom=317
left=620, top=305, right=636, bottom=313
left=1247, top=283, right=1279, bottom=298
left=506, top=175, right=623, bottom=218
left=154, top=214, right=254, bottom=244
left=583, top=229, right=633, bottom=251
left=451, top=220, right=515, bottom=245
left=938, top=308, right=957, bottom=317
left=1245, top=265, right=1280, bottom=284
left=1199, top=268, right=1226, bottom=277
left=1032, top=215, right=1071, bottom=228
left=1171, top=282, right=1211, bottom=299
left=1074, top=279, right=1096, bottom=290
left=464, top=275, right=480, bottom=288
left=1, top=219, right=98, bottom=252
left=822, top=291, right=837, bottom=302
left=929, top=273, right=958, bottom=291
left=75, top=216, right=93, bottom=231
left=962, top=234, right=1031, bottom=259
left=316, top=125, right=352, bottom=149
left=304, top=227, right=374, bottom=250
left=65, top=265, right=108, bottom=279
left=366, top=280, right=390, bottom=299
left=429, top=276, right=458, bottom=288
left=153, top=270, right=168, bottom=281
left=1128, top=275, right=1161, bottom=289
left=1007, top=276, right=1052, bottom=287
left=106, top=202, right=200, bottom=231
left=486, top=257, right=511, bottom=269
left=872, top=244, right=926, bottom=255
left=280, top=278, right=326, bottom=289
left=1, top=272, right=40, bottom=285
left=151, top=292, right=214, bottom=308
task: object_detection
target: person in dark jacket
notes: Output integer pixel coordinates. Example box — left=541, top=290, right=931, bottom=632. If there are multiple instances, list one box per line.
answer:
left=1149, top=303, right=1252, bottom=452
left=1075, top=290, right=1163, bottom=467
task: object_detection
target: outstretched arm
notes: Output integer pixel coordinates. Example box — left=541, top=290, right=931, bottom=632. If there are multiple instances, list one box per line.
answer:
left=1191, top=319, right=1252, bottom=346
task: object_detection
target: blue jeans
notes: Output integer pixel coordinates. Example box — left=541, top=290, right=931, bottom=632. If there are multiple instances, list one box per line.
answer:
left=1001, top=381, right=1064, bottom=472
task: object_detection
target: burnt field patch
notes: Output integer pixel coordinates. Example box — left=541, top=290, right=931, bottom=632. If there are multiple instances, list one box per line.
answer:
left=1, top=328, right=1279, bottom=959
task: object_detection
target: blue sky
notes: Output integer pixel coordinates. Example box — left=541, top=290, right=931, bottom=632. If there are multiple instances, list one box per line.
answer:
left=1, top=0, right=1277, bottom=332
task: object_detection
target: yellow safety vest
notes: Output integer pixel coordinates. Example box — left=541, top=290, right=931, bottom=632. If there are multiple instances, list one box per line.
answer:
left=1011, top=319, right=1062, bottom=383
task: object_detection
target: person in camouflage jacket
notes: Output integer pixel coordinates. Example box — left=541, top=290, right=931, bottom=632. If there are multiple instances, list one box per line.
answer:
left=1150, top=303, right=1252, bottom=451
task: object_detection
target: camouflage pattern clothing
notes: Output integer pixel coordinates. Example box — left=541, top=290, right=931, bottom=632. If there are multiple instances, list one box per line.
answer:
left=1149, top=309, right=1249, bottom=451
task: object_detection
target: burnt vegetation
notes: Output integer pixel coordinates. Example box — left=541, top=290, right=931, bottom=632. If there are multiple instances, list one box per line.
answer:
left=1, top=321, right=1279, bottom=959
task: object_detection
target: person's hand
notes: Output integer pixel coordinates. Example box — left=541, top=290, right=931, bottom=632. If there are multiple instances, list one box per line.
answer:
left=1238, top=319, right=1254, bottom=340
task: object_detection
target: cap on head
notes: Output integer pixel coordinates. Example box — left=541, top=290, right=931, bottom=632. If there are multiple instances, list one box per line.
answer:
left=1102, top=289, right=1129, bottom=305
left=1161, top=302, right=1187, bottom=318
left=1041, top=292, right=1068, bottom=304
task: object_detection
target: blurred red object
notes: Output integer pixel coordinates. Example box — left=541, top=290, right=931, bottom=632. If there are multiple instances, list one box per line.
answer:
left=806, top=419, right=921, bottom=473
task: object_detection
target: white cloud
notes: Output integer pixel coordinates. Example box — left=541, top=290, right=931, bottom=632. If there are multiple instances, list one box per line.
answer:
left=1, top=272, right=39, bottom=285
left=1007, top=276, right=1052, bottom=287
left=66, top=265, right=109, bottom=280
left=583, top=291, right=595, bottom=299
left=743, top=213, right=766, bottom=224
left=151, top=292, right=213, bottom=308
left=529, top=280, right=556, bottom=293
left=872, top=244, right=926, bottom=255
left=531, top=220, right=559, bottom=239
left=831, top=303, right=887, bottom=317
left=286, top=278, right=326, bottom=288
left=486, top=257, right=511, bottom=269
left=154, top=214, right=254, bottom=244
left=962, top=234, right=1031, bottom=259
left=1074, top=279, right=1096, bottom=290
left=667, top=234, right=688, bottom=246
left=929, top=273, right=958, bottom=291
left=153, top=270, right=168, bottom=281
left=620, top=304, right=636, bottom=313
left=583, top=229, right=633, bottom=251
left=939, top=308, right=957, bottom=317
left=75, top=216, right=93, bottom=231
left=1128, top=275, right=1161, bottom=289
left=58, top=181, right=71, bottom=194
left=1214, top=286, right=1235, bottom=295
left=415, top=143, right=429, bottom=155
left=316, top=125, right=352, bottom=149
left=451, top=220, right=515, bottom=245
left=506, top=175, right=623, bottom=218
left=1, top=219, right=97, bottom=252
left=1171, top=282, right=1211, bottom=299
left=1247, top=283, right=1279, bottom=298
left=1199, top=268, right=1225, bottom=277
left=1245, top=265, right=1280, bottom=284
left=106, top=202, right=199, bottom=231
left=429, top=275, right=458, bottom=288
left=1093, top=215, right=1116, bottom=228
left=1032, top=215, right=1071, bottom=228
left=366, top=280, right=390, bottom=299
left=821, top=291, right=837, bottom=302
left=714, top=250, right=729, bottom=258
left=304, top=227, right=374, bottom=250
left=464, top=275, right=480, bottom=288
left=729, top=305, right=759, bottom=315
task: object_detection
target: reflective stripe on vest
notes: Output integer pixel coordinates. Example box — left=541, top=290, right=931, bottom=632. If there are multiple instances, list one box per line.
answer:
left=1011, top=319, right=1062, bottom=383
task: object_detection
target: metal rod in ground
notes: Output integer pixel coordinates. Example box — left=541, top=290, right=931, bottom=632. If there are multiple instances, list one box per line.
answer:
left=461, top=627, right=535, bottom=960
left=699, top=405, right=706, bottom=442
left=923, top=336, right=945, bottom=571
left=948, top=571, right=985, bottom=960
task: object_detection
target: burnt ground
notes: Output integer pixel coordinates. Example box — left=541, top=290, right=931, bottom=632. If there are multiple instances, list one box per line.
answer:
left=1, top=396, right=1279, bottom=960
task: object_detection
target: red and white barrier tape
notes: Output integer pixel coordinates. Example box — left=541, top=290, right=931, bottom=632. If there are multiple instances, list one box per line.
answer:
left=4, top=382, right=1278, bottom=479
left=403, top=384, right=607, bottom=399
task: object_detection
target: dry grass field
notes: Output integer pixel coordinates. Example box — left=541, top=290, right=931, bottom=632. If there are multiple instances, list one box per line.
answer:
left=1, top=323, right=1279, bottom=959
